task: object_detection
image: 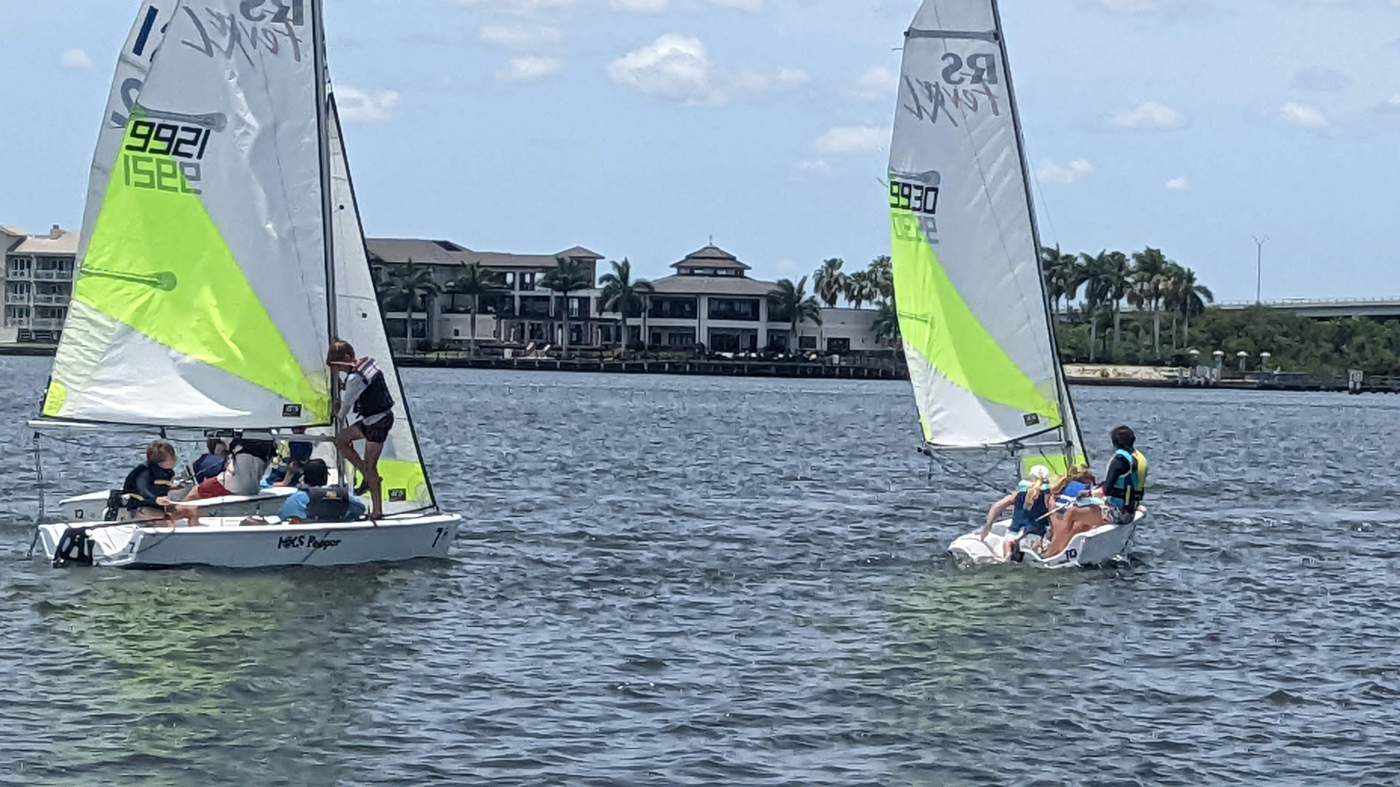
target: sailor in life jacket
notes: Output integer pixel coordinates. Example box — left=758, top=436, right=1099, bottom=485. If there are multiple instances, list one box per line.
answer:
left=1101, top=425, right=1148, bottom=524
left=981, top=464, right=1054, bottom=560
left=327, top=340, right=395, bottom=519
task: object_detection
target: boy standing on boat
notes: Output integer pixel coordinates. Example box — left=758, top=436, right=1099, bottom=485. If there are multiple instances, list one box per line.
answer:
left=327, top=340, right=394, bottom=519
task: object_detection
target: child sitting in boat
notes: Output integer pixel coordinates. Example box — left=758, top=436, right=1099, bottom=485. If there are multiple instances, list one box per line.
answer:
left=191, top=438, right=227, bottom=483
left=176, top=437, right=274, bottom=504
left=327, top=339, right=395, bottom=519
left=265, top=427, right=314, bottom=487
left=980, top=464, right=1054, bottom=560
left=274, top=458, right=366, bottom=524
left=120, top=439, right=178, bottom=521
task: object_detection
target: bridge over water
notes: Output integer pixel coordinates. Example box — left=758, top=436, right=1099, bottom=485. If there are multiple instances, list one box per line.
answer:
left=1212, top=298, right=1400, bottom=320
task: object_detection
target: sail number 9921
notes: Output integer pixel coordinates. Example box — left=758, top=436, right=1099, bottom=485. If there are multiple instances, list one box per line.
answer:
left=121, top=120, right=213, bottom=196
left=889, top=179, right=939, bottom=215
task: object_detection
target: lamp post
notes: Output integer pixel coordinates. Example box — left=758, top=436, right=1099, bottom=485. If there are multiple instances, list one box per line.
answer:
left=1252, top=234, right=1268, bottom=305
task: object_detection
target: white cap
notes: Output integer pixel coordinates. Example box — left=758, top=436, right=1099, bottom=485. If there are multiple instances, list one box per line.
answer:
left=1028, top=464, right=1051, bottom=481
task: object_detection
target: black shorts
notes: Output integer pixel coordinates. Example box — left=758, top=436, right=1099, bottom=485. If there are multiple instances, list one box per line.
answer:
left=356, top=411, right=394, bottom=444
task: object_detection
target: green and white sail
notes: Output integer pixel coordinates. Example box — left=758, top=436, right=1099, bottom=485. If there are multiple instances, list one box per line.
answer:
left=43, top=0, right=332, bottom=428
left=889, top=0, right=1085, bottom=471
left=327, top=99, right=436, bottom=514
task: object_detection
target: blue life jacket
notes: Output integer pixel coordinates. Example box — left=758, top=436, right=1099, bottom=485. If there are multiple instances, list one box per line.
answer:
left=1010, top=481, right=1051, bottom=536
left=1057, top=480, right=1089, bottom=507
left=1106, top=448, right=1143, bottom=510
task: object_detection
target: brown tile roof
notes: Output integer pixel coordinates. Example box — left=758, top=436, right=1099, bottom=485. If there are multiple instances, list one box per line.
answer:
left=671, top=244, right=751, bottom=271
left=648, top=273, right=777, bottom=297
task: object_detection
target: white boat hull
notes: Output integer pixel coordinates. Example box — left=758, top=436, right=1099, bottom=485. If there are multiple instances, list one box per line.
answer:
left=38, top=513, right=461, bottom=569
left=56, top=487, right=298, bottom=523
left=947, top=507, right=1146, bottom=569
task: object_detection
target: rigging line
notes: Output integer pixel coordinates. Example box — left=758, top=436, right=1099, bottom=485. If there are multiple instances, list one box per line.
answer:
left=1030, top=154, right=1060, bottom=246
left=26, top=434, right=45, bottom=559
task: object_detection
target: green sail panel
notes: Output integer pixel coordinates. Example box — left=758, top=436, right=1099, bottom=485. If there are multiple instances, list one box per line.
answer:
left=888, top=0, right=1085, bottom=464
left=41, top=0, right=333, bottom=428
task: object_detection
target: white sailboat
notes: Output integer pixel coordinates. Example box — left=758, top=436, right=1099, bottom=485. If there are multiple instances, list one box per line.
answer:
left=34, top=0, right=460, bottom=568
left=887, top=0, right=1145, bottom=568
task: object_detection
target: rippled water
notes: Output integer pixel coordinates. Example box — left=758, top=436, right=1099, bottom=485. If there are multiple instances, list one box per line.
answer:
left=2, top=354, right=1399, bottom=785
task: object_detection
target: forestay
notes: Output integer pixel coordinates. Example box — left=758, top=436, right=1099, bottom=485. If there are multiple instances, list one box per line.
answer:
left=41, top=0, right=333, bottom=429
left=888, top=0, right=1085, bottom=471
left=327, top=100, right=436, bottom=514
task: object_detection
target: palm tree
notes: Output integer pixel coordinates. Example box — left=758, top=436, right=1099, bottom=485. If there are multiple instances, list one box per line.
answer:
left=1077, top=251, right=1113, bottom=362
left=539, top=258, right=595, bottom=358
left=866, top=255, right=894, bottom=303
left=598, top=258, right=653, bottom=358
left=1129, top=247, right=1170, bottom=358
left=844, top=270, right=877, bottom=309
left=446, top=261, right=504, bottom=357
left=381, top=259, right=442, bottom=355
left=1041, top=245, right=1080, bottom=318
left=872, top=297, right=901, bottom=347
left=767, top=276, right=823, bottom=352
left=1101, top=250, right=1132, bottom=356
left=1169, top=265, right=1214, bottom=345
left=813, top=258, right=848, bottom=308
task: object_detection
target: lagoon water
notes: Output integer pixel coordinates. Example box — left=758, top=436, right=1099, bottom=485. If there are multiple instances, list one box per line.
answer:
left=1, top=355, right=1398, bottom=785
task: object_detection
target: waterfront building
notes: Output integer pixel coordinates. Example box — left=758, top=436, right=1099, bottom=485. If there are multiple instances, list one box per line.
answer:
left=0, top=223, right=892, bottom=356
left=365, top=238, right=606, bottom=349
left=0, top=225, right=77, bottom=344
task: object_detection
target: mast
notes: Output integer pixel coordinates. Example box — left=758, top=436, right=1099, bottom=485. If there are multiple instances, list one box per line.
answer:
left=988, top=0, right=1086, bottom=464
left=312, top=0, right=348, bottom=480
left=312, top=0, right=338, bottom=354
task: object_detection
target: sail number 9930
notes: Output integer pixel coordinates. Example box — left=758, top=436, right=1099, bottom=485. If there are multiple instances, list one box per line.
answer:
left=889, top=179, right=939, bottom=215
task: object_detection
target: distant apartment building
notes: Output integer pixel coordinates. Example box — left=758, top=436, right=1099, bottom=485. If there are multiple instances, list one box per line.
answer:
left=0, top=225, right=77, bottom=343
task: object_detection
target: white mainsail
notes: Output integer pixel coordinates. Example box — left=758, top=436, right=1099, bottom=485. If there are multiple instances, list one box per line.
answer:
left=889, top=0, right=1085, bottom=470
left=42, top=0, right=333, bottom=428
left=327, top=99, right=437, bottom=514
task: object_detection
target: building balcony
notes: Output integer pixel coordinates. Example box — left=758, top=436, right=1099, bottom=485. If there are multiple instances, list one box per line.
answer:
left=5, top=293, right=32, bottom=305
left=27, top=318, right=65, bottom=330
left=32, top=270, right=73, bottom=281
left=33, top=293, right=68, bottom=305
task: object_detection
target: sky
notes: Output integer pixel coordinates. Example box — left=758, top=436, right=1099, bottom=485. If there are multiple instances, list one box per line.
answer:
left=2, top=0, right=1398, bottom=302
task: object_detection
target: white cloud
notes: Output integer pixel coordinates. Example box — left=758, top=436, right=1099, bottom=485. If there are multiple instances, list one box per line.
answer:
left=706, top=0, right=763, bottom=10
left=1290, top=66, right=1351, bottom=93
left=851, top=65, right=897, bottom=102
left=497, top=56, right=563, bottom=82
left=733, top=67, right=809, bottom=95
left=1165, top=176, right=1190, bottom=191
left=609, top=34, right=716, bottom=103
left=1109, top=101, right=1185, bottom=129
left=1375, top=94, right=1400, bottom=114
left=60, top=48, right=93, bottom=70
left=454, top=0, right=575, bottom=13
left=1281, top=102, right=1328, bottom=128
left=611, top=0, right=667, bottom=11
left=479, top=24, right=562, bottom=49
left=813, top=125, right=887, bottom=155
left=337, top=87, right=400, bottom=123
left=1037, top=159, right=1095, bottom=185
left=792, top=159, right=831, bottom=179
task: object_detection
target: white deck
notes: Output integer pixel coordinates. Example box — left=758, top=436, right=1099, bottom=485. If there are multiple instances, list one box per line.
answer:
left=947, top=507, right=1146, bottom=569
left=39, top=513, right=461, bottom=569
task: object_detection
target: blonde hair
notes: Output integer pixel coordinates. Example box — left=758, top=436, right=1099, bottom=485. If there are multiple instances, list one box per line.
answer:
left=1023, top=476, right=1049, bottom=510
